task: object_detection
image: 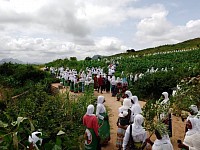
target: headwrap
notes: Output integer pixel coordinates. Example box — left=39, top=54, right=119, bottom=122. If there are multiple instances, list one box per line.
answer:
left=132, top=114, right=146, bottom=136
left=86, top=104, right=95, bottom=116
left=122, top=98, right=132, bottom=109
left=161, top=92, right=169, bottom=104
left=96, top=96, right=106, bottom=120
left=186, top=117, right=200, bottom=136
left=189, top=105, right=198, bottom=114
left=97, top=96, right=104, bottom=104
left=125, top=90, right=132, bottom=99
left=132, top=95, right=140, bottom=105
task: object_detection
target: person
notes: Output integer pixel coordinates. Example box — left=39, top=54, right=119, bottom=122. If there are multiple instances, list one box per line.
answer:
left=160, top=92, right=172, bottom=137
left=121, top=78, right=128, bottom=98
left=116, top=98, right=132, bottom=150
left=83, top=104, right=101, bottom=150
left=94, top=74, right=98, bottom=90
left=125, top=90, right=133, bottom=101
left=130, top=96, right=142, bottom=123
left=96, top=96, right=111, bottom=145
left=146, top=129, right=173, bottom=150
left=105, top=75, right=110, bottom=93
left=116, top=77, right=123, bottom=101
left=122, top=114, right=147, bottom=150
left=110, top=76, right=116, bottom=97
left=185, top=105, right=199, bottom=132
left=178, top=117, right=200, bottom=150
left=98, top=75, right=103, bottom=94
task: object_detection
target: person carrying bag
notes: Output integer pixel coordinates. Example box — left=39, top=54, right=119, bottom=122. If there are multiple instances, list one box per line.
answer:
left=123, top=114, right=147, bottom=150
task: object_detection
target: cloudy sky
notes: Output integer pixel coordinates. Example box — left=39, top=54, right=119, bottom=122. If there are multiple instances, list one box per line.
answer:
left=0, top=0, right=200, bottom=63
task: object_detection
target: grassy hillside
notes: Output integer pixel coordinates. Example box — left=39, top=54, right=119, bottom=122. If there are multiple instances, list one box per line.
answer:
left=109, top=37, right=200, bottom=58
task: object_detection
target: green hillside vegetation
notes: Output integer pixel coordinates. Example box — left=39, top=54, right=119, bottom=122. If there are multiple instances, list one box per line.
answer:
left=0, top=63, right=95, bottom=149
left=110, top=37, right=200, bottom=57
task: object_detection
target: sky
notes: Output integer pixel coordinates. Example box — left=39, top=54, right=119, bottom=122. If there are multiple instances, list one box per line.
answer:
left=0, top=0, right=200, bottom=63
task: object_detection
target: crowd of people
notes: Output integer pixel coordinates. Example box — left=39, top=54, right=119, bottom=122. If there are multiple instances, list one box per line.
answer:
left=45, top=65, right=200, bottom=150
left=47, top=64, right=129, bottom=101
left=83, top=90, right=200, bottom=150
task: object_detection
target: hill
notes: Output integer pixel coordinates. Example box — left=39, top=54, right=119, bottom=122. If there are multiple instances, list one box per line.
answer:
left=109, top=37, right=200, bottom=57
left=0, top=58, right=25, bottom=64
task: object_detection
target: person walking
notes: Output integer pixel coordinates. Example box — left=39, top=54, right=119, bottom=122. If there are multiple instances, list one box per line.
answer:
left=83, top=104, right=101, bottom=150
left=116, top=98, right=132, bottom=150
left=122, top=114, right=147, bottom=150
left=96, top=96, right=111, bottom=145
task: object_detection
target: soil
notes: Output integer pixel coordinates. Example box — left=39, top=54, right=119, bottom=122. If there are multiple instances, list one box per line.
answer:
left=94, top=91, right=186, bottom=150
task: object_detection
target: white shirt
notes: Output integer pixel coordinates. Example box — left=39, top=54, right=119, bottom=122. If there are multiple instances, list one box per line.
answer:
left=152, top=139, right=173, bottom=150
left=183, top=133, right=200, bottom=150
left=122, top=124, right=146, bottom=150
left=96, top=103, right=106, bottom=120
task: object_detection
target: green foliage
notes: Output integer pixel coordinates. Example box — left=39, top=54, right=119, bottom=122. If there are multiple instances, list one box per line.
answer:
left=0, top=117, right=35, bottom=149
left=142, top=99, right=170, bottom=136
left=0, top=81, right=96, bottom=149
left=172, top=76, right=200, bottom=111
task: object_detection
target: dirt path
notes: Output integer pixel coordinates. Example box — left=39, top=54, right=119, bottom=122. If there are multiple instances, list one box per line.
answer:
left=94, top=91, right=186, bottom=150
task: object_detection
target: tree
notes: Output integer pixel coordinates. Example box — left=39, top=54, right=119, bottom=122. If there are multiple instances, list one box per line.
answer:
left=85, top=57, right=92, bottom=61
left=70, top=57, right=77, bottom=61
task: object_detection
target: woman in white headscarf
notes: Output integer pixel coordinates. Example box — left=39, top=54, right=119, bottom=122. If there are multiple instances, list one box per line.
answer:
left=125, top=90, right=133, bottom=101
left=122, top=114, right=147, bottom=150
left=110, top=76, right=116, bottom=97
left=96, top=96, right=110, bottom=145
left=146, top=129, right=173, bottom=150
left=178, top=117, right=200, bottom=150
left=116, top=98, right=132, bottom=150
left=130, top=96, right=142, bottom=123
left=116, top=77, right=123, bottom=101
left=160, top=92, right=172, bottom=137
left=83, top=104, right=100, bottom=150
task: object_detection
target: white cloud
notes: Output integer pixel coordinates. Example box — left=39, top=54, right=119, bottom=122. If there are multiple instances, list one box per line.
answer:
left=134, top=10, right=200, bottom=49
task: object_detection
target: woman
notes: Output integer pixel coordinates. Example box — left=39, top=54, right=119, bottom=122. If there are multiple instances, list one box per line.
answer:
left=83, top=104, right=100, bottom=150
left=130, top=96, right=142, bottom=123
left=110, top=76, right=116, bottom=97
left=96, top=96, right=111, bottom=145
left=116, top=98, right=132, bottom=150
left=146, top=129, right=173, bottom=150
left=122, top=114, right=147, bottom=150
left=116, top=77, right=123, bottom=101
left=160, top=92, right=172, bottom=137
left=178, top=117, right=200, bottom=150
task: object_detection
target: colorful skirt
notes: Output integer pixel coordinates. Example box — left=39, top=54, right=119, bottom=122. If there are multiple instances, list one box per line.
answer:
left=84, top=128, right=98, bottom=150
left=98, top=113, right=110, bottom=145
left=116, top=127, right=126, bottom=148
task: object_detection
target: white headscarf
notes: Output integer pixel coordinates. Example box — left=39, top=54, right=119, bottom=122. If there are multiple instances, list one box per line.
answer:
left=189, top=105, right=198, bottom=114
left=186, top=117, right=200, bottom=136
left=161, top=92, right=169, bottom=104
left=123, top=98, right=132, bottom=109
left=96, top=96, right=106, bottom=120
left=132, top=114, right=146, bottom=136
left=97, top=96, right=104, bottom=104
left=125, top=90, right=132, bottom=99
left=118, top=98, right=132, bottom=114
left=132, top=96, right=140, bottom=105
left=86, top=104, right=95, bottom=116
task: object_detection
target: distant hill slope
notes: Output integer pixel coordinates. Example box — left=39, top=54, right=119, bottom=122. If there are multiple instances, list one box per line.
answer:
left=109, top=37, right=200, bottom=58
left=0, top=58, right=25, bottom=64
